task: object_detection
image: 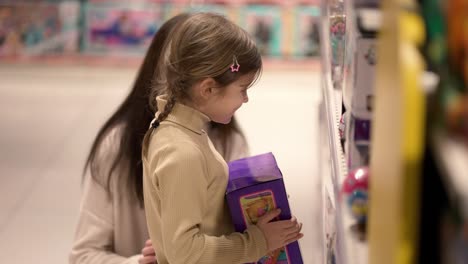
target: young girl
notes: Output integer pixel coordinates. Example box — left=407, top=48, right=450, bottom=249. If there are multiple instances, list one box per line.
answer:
left=70, top=13, right=250, bottom=264
left=143, top=13, right=303, bottom=264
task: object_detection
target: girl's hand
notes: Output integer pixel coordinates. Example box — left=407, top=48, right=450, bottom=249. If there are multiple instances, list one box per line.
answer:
left=138, top=239, right=157, bottom=264
left=256, top=209, right=304, bottom=252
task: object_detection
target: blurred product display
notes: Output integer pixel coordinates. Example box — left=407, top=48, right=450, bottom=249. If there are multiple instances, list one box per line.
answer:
left=341, top=166, right=369, bottom=224
left=320, top=0, right=468, bottom=263
left=0, top=0, right=321, bottom=61
left=3, top=0, right=466, bottom=263
left=0, top=0, right=80, bottom=57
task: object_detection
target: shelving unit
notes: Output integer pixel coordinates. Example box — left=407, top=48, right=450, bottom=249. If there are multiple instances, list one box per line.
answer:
left=321, top=0, right=468, bottom=262
left=319, top=1, right=369, bottom=262
left=320, top=70, right=369, bottom=264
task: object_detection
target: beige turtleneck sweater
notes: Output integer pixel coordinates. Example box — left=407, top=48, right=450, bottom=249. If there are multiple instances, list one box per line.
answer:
left=70, top=122, right=250, bottom=264
left=143, top=96, right=268, bottom=264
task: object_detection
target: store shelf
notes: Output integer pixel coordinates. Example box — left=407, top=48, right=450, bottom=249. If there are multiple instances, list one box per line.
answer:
left=322, top=68, right=368, bottom=264
left=319, top=0, right=369, bottom=262
left=432, top=133, right=468, bottom=218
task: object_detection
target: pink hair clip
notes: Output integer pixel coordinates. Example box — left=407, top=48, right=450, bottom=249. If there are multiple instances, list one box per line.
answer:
left=230, top=56, right=240, bottom=72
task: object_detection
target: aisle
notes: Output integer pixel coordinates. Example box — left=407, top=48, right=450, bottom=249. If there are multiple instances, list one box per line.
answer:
left=0, top=65, right=322, bottom=264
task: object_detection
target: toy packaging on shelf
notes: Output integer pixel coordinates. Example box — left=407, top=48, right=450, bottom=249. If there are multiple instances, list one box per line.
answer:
left=342, top=4, right=378, bottom=171
left=226, top=152, right=303, bottom=264
left=83, top=1, right=163, bottom=55
left=1, top=0, right=322, bottom=62
left=344, top=38, right=376, bottom=170
left=240, top=5, right=283, bottom=57
left=345, top=116, right=371, bottom=170
left=165, top=3, right=235, bottom=21
left=350, top=37, right=376, bottom=119
left=0, top=0, right=80, bottom=57
left=329, top=13, right=346, bottom=86
left=292, top=5, right=320, bottom=58
left=329, top=14, right=345, bottom=68
left=341, top=166, right=369, bottom=224
left=185, top=3, right=229, bottom=15
left=328, top=0, right=345, bottom=87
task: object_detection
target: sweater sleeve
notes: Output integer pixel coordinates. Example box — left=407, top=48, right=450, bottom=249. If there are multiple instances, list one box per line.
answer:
left=148, top=141, right=267, bottom=264
left=69, top=175, right=142, bottom=264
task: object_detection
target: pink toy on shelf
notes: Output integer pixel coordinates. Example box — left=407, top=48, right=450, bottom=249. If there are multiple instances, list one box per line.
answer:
left=341, top=166, right=369, bottom=222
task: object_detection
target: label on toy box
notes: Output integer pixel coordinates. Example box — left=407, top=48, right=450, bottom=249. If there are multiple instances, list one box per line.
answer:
left=240, top=190, right=290, bottom=264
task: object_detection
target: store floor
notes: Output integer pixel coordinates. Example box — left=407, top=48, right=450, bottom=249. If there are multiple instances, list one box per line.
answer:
left=0, top=64, right=322, bottom=264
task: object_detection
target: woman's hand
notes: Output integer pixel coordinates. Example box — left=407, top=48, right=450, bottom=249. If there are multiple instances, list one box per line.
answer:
left=138, top=239, right=157, bottom=264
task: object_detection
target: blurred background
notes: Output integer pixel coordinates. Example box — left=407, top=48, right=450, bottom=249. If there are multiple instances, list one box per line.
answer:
left=2, top=0, right=467, bottom=264
left=0, top=0, right=321, bottom=63
left=0, top=0, right=322, bottom=263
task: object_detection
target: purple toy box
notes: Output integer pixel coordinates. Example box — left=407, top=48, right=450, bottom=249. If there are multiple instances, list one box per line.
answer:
left=226, top=152, right=303, bottom=264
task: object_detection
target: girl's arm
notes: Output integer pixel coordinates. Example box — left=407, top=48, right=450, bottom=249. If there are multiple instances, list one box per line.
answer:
left=69, top=176, right=143, bottom=264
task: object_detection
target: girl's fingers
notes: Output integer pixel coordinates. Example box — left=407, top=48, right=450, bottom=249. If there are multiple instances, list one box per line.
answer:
left=257, top=209, right=281, bottom=225
left=290, top=216, right=297, bottom=224
left=284, top=233, right=304, bottom=246
left=284, top=222, right=302, bottom=233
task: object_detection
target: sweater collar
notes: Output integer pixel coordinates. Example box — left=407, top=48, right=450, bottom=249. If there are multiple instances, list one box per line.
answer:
left=155, top=95, right=210, bottom=135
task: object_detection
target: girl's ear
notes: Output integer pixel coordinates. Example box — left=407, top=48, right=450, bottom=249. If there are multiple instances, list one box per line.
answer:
left=196, top=78, right=218, bottom=100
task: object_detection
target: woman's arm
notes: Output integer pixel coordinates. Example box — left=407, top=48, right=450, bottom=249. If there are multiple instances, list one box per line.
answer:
left=69, top=175, right=143, bottom=264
